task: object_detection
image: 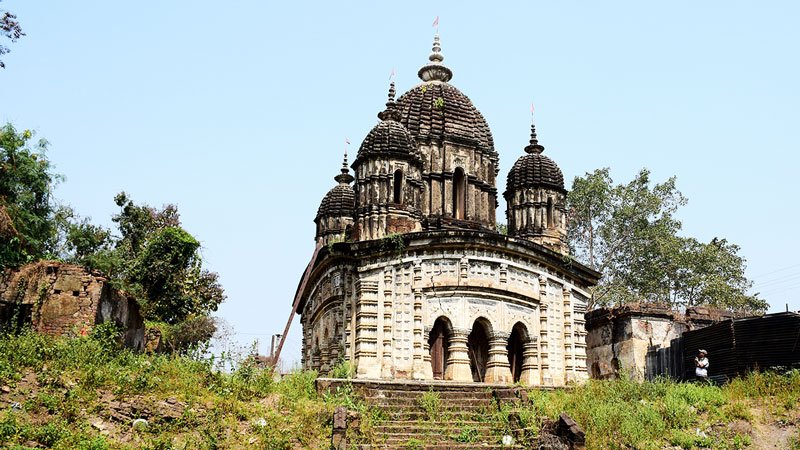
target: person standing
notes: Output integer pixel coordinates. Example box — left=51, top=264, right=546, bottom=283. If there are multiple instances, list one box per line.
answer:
left=695, top=349, right=709, bottom=382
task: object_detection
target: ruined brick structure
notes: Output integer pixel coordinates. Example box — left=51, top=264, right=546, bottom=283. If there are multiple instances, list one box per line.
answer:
left=296, top=35, right=600, bottom=386
left=584, top=303, right=742, bottom=380
left=0, top=261, right=144, bottom=350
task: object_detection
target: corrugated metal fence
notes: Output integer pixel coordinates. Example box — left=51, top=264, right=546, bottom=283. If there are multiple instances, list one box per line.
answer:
left=646, top=312, right=800, bottom=382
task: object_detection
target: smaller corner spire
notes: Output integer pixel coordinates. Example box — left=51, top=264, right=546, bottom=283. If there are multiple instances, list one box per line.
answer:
left=378, top=81, right=401, bottom=121
left=334, top=148, right=354, bottom=184
left=418, top=33, right=453, bottom=82
left=524, top=123, right=545, bottom=154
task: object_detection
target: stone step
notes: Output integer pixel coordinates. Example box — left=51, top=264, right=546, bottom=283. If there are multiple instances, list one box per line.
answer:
left=377, top=420, right=495, bottom=430
left=368, top=399, right=494, bottom=408
left=365, top=390, right=496, bottom=400
left=317, top=378, right=517, bottom=395
left=357, top=445, right=523, bottom=450
left=382, top=411, right=492, bottom=421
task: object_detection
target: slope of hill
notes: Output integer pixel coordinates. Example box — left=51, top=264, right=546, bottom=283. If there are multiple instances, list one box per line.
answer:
left=0, top=330, right=797, bottom=449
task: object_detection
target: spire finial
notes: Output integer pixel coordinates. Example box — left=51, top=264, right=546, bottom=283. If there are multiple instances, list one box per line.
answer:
left=525, top=123, right=545, bottom=154
left=378, top=81, right=401, bottom=121
left=418, top=33, right=453, bottom=82
left=334, top=149, right=354, bottom=184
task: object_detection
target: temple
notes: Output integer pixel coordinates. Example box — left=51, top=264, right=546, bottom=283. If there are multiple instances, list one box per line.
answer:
left=295, top=34, right=600, bottom=386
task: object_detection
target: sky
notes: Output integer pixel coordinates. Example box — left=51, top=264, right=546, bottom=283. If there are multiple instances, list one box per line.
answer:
left=2, top=1, right=799, bottom=367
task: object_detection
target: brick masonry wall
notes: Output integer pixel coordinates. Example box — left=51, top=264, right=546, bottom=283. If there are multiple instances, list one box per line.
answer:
left=0, top=261, right=144, bottom=350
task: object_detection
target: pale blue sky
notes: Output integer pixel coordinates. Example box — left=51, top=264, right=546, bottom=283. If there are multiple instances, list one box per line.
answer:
left=3, top=1, right=799, bottom=365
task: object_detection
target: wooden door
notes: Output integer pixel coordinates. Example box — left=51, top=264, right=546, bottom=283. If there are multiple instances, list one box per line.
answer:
left=429, top=320, right=449, bottom=380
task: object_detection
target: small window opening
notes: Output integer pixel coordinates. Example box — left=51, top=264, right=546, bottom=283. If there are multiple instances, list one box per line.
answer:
left=453, top=168, right=466, bottom=220
left=393, top=170, right=403, bottom=204
left=546, top=198, right=554, bottom=228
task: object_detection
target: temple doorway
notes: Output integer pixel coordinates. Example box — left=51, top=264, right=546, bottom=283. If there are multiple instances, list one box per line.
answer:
left=428, top=317, right=451, bottom=380
left=467, top=319, right=491, bottom=382
left=507, top=323, right=528, bottom=383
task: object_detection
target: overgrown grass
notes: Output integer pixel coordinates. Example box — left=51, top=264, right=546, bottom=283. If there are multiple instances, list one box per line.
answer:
left=0, top=329, right=339, bottom=449
left=1, top=330, right=798, bottom=449
left=517, top=372, right=800, bottom=449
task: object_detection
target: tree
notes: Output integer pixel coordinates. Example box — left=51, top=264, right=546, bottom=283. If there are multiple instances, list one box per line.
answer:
left=0, top=123, right=59, bottom=270
left=0, top=1, right=24, bottom=69
left=92, top=192, right=226, bottom=325
left=568, top=168, right=765, bottom=313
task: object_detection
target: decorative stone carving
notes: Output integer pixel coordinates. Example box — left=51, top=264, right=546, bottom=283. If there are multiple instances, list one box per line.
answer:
left=296, top=35, right=600, bottom=387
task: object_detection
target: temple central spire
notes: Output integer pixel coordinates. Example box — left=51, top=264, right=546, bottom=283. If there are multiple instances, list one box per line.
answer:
left=418, top=34, right=453, bottom=82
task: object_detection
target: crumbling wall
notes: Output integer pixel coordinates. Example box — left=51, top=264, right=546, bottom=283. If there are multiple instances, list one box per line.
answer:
left=0, top=261, right=144, bottom=350
left=584, top=304, right=732, bottom=380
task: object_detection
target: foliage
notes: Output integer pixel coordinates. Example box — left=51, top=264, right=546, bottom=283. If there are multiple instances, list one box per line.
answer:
left=454, top=426, right=479, bottom=443
left=418, top=389, right=442, bottom=421
left=0, top=1, right=24, bottom=69
left=0, top=122, right=223, bottom=336
left=404, top=438, right=424, bottom=450
left=495, top=223, right=508, bottom=235
left=0, top=331, right=331, bottom=449
left=62, top=192, right=226, bottom=332
left=55, top=206, right=113, bottom=268
left=381, top=232, right=406, bottom=255
left=1, top=331, right=798, bottom=449
left=568, top=168, right=765, bottom=313
left=329, top=357, right=354, bottom=379
left=0, top=124, right=59, bottom=270
left=148, top=316, right=217, bottom=355
left=517, top=372, right=799, bottom=450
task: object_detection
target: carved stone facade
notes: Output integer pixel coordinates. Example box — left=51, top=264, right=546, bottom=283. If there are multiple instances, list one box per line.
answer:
left=297, top=35, right=600, bottom=387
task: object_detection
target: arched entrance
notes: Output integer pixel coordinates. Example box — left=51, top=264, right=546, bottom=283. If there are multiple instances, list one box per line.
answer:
left=507, top=323, right=528, bottom=383
left=468, top=319, right=491, bottom=382
left=428, top=317, right=451, bottom=380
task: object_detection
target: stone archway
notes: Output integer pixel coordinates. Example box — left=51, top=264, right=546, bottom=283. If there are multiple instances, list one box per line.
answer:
left=428, top=317, right=452, bottom=380
left=468, top=318, right=491, bottom=382
left=507, top=322, right=529, bottom=383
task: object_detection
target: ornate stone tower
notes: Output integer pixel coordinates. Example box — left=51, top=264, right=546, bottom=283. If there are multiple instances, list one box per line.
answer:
left=395, top=35, right=499, bottom=229
left=314, top=153, right=355, bottom=246
left=504, top=123, right=568, bottom=253
left=351, top=83, right=424, bottom=241
left=297, top=33, right=600, bottom=387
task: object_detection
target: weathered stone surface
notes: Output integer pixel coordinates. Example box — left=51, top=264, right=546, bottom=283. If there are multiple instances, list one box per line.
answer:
left=298, top=230, right=599, bottom=387
left=584, top=304, right=739, bottom=380
left=0, top=261, right=144, bottom=350
left=300, top=38, right=600, bottom=388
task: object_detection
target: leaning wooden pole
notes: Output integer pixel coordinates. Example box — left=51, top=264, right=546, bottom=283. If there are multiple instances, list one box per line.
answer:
left=272, top=243, right=322, bottom=369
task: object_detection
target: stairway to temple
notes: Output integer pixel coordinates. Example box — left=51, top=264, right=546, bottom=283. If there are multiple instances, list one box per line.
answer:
left=318, top=378, right=528, bottom=450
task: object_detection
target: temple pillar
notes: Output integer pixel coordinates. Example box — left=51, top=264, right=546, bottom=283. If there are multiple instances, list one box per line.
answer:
left=381, top=269, right=394, bottom=378
left=444, top=328, right=472, bottom=381
left=355, top=280, right=380, bottom=378
left=412, top=288, right=430, bottom=379
left=484, top=332, right=513, bottom=384
left=520, top=339, right=540, bottom=386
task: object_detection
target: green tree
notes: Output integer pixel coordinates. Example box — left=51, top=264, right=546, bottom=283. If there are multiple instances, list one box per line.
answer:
left=0, top=123, right=59, bottom=270
left=568, top=168, right=765, bottom=313
left=0, top=1, right=25, bottom=69
left=90, top=193, right=226, bottom=325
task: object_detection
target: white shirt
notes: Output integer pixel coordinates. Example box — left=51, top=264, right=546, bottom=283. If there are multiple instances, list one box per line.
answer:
left=695, top=356, right=709, bottom=377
